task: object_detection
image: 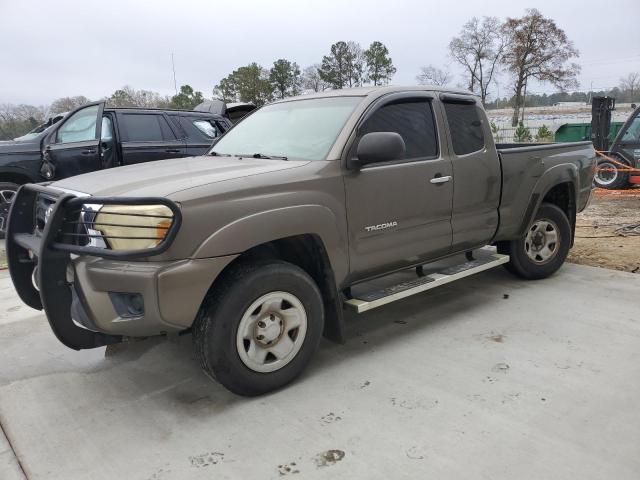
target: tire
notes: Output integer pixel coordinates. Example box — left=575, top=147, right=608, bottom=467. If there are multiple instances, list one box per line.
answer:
left=193, top=260, right=324, bottom=396
left=498, top=203, right=571, bottom=280
left=0, top=182, right=20, bottom=239
left=594, top=158, right=629, bottom=189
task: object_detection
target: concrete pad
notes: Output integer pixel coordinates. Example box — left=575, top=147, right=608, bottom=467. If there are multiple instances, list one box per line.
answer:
left=0, top=264, right=639, bottom=479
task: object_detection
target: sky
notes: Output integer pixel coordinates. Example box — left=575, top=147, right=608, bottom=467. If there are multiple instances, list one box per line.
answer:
left=1, top=0, right=639, bottom=106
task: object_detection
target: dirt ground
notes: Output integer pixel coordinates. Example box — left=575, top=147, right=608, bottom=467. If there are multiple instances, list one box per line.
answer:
left=568, top=187, right=640, bottom=274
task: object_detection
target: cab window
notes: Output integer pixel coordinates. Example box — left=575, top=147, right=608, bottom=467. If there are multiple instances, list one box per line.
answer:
left=622, top=115, right=640, bottom=142
left=55, top=105, right=99, bottom=144
left=359, top=100, right=438, bottom=160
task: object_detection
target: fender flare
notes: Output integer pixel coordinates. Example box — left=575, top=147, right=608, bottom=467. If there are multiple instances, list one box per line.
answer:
left=194, top=204, right=349, bottom=285
left=518, top=163, right=579, bottom=237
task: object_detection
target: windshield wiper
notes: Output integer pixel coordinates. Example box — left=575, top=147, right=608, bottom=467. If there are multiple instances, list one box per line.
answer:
left=209, top=151, right=232, bottom=157
left=249, top=153, right=288, bottom=161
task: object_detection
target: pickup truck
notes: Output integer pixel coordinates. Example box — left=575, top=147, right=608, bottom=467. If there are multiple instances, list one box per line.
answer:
left=7, top=86, right=596, bottom=396
left=0, top=102, right=239, bottom=234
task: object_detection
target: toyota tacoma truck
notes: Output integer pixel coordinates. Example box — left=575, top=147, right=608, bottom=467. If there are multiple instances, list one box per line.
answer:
left=6, top=86, right=596, bottom=396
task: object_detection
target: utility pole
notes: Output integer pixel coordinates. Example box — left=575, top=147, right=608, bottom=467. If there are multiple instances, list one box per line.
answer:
left=171, top=53, right=178, bottom=96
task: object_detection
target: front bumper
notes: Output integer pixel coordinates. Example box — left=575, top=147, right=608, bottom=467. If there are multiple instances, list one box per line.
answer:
left=6, top=184, right=235, bottom=349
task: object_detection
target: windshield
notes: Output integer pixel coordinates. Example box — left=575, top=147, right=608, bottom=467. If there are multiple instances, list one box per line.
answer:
left=13, top=113, right=67, bottom=142
left=211, top=96, right=363, bottom=161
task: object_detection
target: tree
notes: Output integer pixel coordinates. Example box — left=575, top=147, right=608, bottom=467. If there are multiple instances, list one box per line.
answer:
left=319, top=41, right=365, bottom=89
left=619, top=72, right=640, bottom=103
left=416, top=65, right=451, bottom=86
left=269, top=59, right=302, bottom=99
left=0, top=103, right=47, bottom=140
left=449, top=16, right=504, bottom=104
left=215, top=64, right=274, bottom=106
left=170, top=85, right=205, bottom=110
left=364, top=41, right=396, bottom=86
left=49, top=96, right=91, bottom=114
left=301, top=64, right=328, bottom=92
left=501, top=9, right=580, bottom=126
left=513, top=122, right=532, bottom=142
left=108, top=86, right=171, bottom=108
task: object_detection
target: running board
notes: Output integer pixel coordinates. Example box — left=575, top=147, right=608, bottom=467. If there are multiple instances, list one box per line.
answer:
left=344, top=252, right=510, bottom=313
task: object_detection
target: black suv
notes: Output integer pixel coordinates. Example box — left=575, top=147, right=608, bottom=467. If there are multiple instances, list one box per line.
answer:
left=0, top=102, right=239, bottom=233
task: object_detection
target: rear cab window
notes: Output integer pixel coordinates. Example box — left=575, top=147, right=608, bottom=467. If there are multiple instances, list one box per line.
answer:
left=442, top=101, right=485, bottom=155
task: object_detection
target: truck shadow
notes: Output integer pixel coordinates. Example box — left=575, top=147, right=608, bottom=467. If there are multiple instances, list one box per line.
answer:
left=15, top=267, right=525, bottom=412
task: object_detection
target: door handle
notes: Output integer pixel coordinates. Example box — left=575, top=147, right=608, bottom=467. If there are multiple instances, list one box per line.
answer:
left=430, top=175, right=452, bottom=184
left=165, top=149, right=181, bottom=153
left=81, top=148, right=96, bottom=155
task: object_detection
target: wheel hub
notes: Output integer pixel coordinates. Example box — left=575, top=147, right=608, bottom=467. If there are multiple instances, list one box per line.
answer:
left=236, top=291, right=308, bottom=373
left=254, top=313, right=284, bottom=345
left=525, top=219, right=560, bottom=264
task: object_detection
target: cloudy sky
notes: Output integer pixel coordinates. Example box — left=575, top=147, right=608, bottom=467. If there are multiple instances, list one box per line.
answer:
left=1, top=0, right=639, bottom=106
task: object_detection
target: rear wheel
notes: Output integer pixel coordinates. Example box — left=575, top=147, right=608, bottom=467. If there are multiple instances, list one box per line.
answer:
left=193, top=260, right=324, bottom=396
left=498, top=203, right=571, bottom=280
left=594, top=158, right=629, bottom=189
left=0, top=182, right=20, bottom=239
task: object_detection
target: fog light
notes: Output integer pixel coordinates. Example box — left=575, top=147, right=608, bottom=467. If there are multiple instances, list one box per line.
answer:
left=109, top=292, right=144, bottom=318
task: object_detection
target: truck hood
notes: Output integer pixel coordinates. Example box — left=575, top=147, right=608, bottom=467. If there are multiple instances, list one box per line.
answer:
left=52, top=155, right=309, bottom=197
left=0, top=139, right=40, bottom=154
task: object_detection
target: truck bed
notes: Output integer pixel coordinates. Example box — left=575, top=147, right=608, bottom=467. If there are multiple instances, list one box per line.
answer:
left=494, top=141, right=596, bottom=242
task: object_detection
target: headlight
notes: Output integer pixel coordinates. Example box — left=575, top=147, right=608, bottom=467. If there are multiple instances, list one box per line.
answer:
left=93, top=204, right=174, bottom=251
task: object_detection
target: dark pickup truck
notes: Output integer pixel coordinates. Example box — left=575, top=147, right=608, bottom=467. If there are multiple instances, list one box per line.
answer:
left=7, top=86, right=596, bottom=396
left=0, top=102, right=236, bottom=232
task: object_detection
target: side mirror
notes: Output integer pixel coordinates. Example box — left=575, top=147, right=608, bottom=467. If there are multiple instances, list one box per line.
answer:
left=349, top=132, right=406, bottom=169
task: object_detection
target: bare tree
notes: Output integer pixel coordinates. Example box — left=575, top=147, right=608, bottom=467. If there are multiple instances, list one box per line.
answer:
left=619, top=72, right=640, bottom=103
left=416, top=65, right=451, bottom=86
left=449, top=16, right=504, bottom=103
left=301, top=64, right=328, bottom=92
left=49, top=96, right=91, bottom=114
left=501, top=9, right=580, bottom=126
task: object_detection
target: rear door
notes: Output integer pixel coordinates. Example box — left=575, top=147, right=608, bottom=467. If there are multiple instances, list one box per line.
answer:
left=44, top=102, right=104, bottom=179
left=175, top=115, right=224, bottom=156
left=344, top=93, right=453, bottom=280
left=440, top=95, right=501, bottom=251
left=117, top=112, right=186, bottom=165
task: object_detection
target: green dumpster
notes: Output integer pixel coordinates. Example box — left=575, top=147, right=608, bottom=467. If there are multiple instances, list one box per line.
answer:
left=554, top=122, right=623, bottom=143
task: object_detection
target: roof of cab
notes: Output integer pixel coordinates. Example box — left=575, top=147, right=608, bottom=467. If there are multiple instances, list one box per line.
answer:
left=272, top=85, right=476, bottom=104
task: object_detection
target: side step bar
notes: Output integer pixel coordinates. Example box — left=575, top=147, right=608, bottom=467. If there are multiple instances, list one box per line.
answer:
left=344, top=252, right=510, bottom=313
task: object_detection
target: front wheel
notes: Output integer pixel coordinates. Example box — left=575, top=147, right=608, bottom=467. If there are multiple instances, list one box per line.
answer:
left=498, top=203, right=571, bottom=280
left=193, top=260, right=324, bottom=396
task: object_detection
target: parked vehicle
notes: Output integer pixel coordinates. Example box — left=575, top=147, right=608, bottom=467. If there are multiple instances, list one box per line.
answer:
left=592, top=99, right=640, bottom=189
left=0, top=102, right=237, bottom=233
left=7, top=86, right=596, bottom=396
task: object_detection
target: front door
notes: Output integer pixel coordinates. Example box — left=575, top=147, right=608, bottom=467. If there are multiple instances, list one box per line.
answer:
left=344, top=94, right=453, bottom=281
left=43, top=102, right=104, bottom=180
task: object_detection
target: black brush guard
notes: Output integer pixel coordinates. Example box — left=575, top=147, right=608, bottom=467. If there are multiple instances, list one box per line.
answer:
left=6, top=184, right=182, bottom=350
